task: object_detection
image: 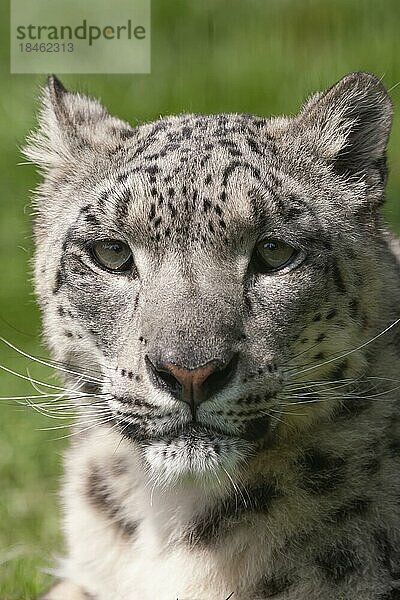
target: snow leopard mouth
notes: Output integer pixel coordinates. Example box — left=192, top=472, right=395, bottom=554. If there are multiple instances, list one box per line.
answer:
left=111, top=415, right=258, bottom=484
left=114, top=410, right=271, bottom=446
left=152, top=421, right=241, bottom=442
left=114, top=415, right=233, bottom=442
left=140, top=423, right=254, bottom=483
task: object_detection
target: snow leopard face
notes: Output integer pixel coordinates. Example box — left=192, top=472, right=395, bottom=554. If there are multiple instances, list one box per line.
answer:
left=26, top=73, right=392, bottom=485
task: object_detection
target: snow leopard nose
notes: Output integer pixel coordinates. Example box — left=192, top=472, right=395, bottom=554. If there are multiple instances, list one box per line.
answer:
left=145, top=354, right=238, bottom=410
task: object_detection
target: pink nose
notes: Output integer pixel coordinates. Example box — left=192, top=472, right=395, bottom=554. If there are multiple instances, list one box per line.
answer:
left=145, top=354, right=238, bottom=411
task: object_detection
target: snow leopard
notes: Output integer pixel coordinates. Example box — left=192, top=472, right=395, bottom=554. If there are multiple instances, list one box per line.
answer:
left=24, top=72, right=400, bottom=599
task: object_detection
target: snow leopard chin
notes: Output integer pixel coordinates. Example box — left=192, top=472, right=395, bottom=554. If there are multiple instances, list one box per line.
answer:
left=142, top=427, right=253, bottom=488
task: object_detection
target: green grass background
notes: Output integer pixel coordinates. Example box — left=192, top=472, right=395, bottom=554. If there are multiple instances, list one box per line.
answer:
left=1, top=0, right=400, bottom=597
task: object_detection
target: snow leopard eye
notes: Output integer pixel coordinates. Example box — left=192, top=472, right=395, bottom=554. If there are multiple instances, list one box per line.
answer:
left=91, top=240, right=133, bottom=272
left=254, top=239, right=298, bottom=273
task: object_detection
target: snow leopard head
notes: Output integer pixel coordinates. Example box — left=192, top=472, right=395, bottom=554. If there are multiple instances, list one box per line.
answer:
left=25, top=72, right=392, bottom=485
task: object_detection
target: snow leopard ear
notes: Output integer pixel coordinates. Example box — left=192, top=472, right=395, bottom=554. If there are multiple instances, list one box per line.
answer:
left=296, top=72, right=393, bottom=179
left=24, top=75, right=135, bottom=170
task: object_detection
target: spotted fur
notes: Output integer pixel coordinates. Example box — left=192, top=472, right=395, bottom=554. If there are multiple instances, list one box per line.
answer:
left=27, top=73, right=400, bottom=599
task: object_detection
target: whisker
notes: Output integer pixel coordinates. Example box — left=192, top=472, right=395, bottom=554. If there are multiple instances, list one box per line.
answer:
left=261, top=409, right=296, bottom=429
left=0, top=337, right=105, bottom=384
left=34, top=355, right=113, bottom=378
left=287, top=379, right=355, bottom=393
left=279, top=396, right=331, bottom=407
left=283, top=340, right=322, bottom=364
left=365, top=376, right=400, bottom=384
left=35, top=399, right=110, bottom=411
left=24, top=397, right=70, bottom=420
left=0, top=394, right=75, bottom=401
left=37, top=409, right=110, bottom=422
left=280, top=384, right=400, bottom=406
left=268, top=406, right=307, bottom=417
left=287, top=375, right=400, bottom=399
left=287, top=378, right=354, bottom=387
left=283, top=321, right=346, bottom=368
left=221, top=465, right=249, bottom=510
left=291, top=317, right=400, bottom=377
left=112, top=422, right=132, bottom=455
left=287, top=380, right=400, bottom=400
left=45, top=416, right=114, bottom=439
left=26, top=368, right=85, bottom=397
left=40, top=396, right=109, bottom=406
left=38, top=409, right=113, bottom=429
left=0, top=363, right=75, bottom=392
left=387, top=80, right=400, bottom=93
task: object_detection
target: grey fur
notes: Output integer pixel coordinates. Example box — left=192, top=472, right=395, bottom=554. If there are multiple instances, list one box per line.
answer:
left=26, top=72, right=400, bottom=599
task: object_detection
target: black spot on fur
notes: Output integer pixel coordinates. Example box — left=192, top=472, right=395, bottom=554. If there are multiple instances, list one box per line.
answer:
left=134, top=293, right=139, bottom=311
left=332, top=264, right=347, bottom=294
left=203, top=198, right=211, bottom=212
left=168, top=200, right=177, bottom=217
left=115, top=416, right=146, bottom=442
left=315, top=542, right=361, bottom=583
left=335, top=397, right=372, bottom=420
left=84, top=212, right=101, bottom=227
left=116, top=187, right=133, bottom=220
left=363, top=440, right=382, bottom=474
left=257, top=573, right=294, bottom=597
left=53, top=267, right=65, bottom=294
left=375, top=530, right=400, bottom=580
left=149, top=203, right=156, bottom=220
left=222, top=160, right=261, bottom=187
left=380, top=591, right=400, bottom=599
left=116, top=395, right=153, bottom=410
left=349, top=298, right=360, bottom=319
left=116, top=171, right=131, bottom=185
left=326, top=308, right=337, bottom=320
left=186, top=480, right=282, bottom=546
left=119, top=128, right=135, bottom=140
left=86, top=465, right=138, bottom=539
left=243, top=415, right=271, bottom=441
left=145, top=165, right=159, bottom=176
left=329, top=497, right=371, bottom=523
left=299, top=448, right=347, bottom=494
left=328, top=360, right=348, bottom=382
left=388, top=435, right=400, bottom=459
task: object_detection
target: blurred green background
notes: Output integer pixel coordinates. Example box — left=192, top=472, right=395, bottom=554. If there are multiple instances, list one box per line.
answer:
left=1, top=0, right=400, bottom=597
